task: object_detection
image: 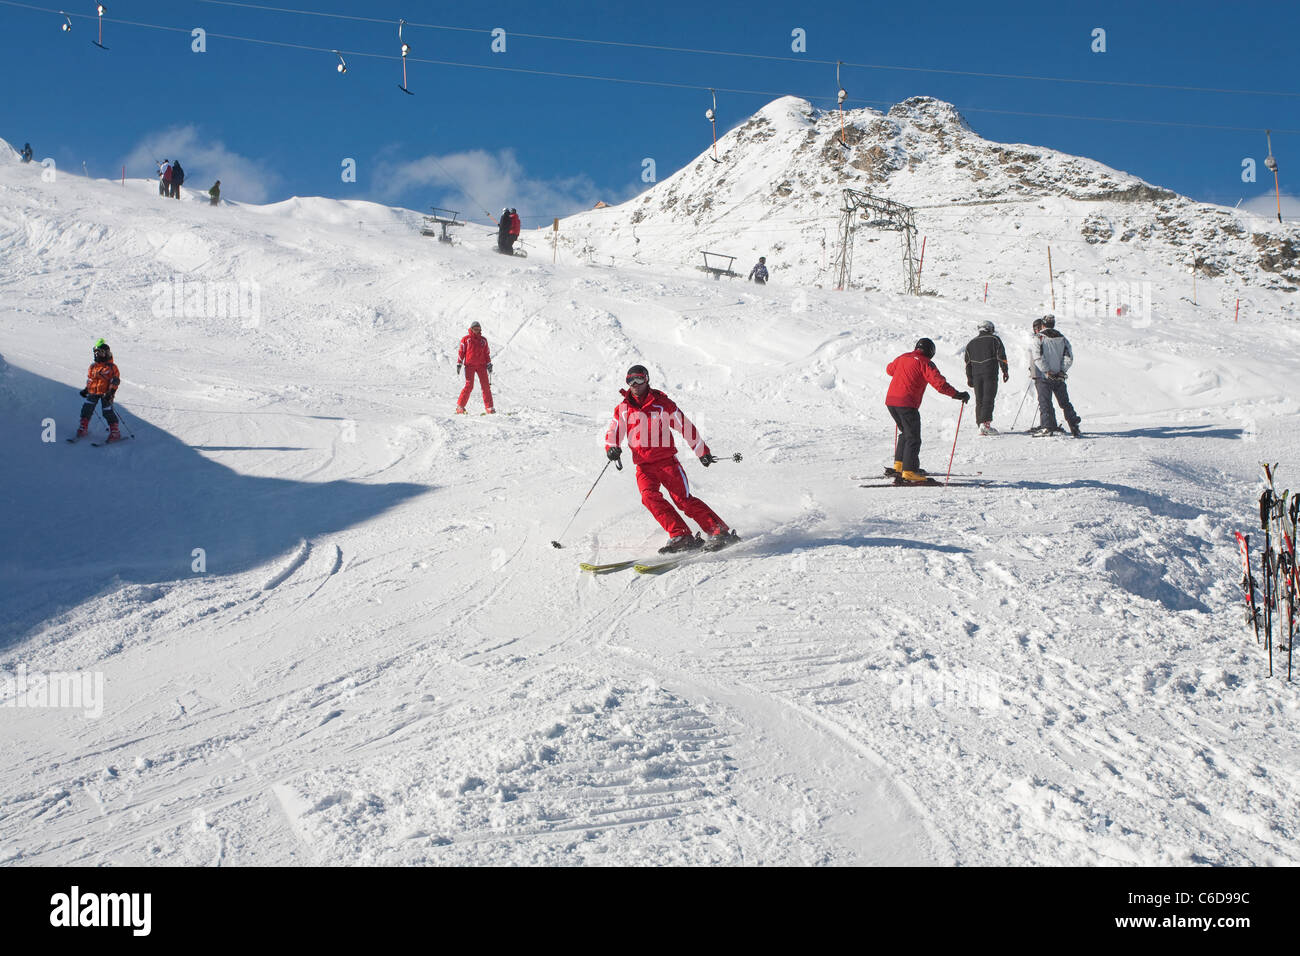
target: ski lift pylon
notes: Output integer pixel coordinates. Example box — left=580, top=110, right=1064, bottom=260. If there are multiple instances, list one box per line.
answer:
left=706, top=89, right=721, bottom=164
left=1265, top=129, right=1282, bottom=223
left=397, top=19, right=414, bottom=94
left=836, top=61, right=848, bottom=150
left=93, top=2, right=107, bottom=49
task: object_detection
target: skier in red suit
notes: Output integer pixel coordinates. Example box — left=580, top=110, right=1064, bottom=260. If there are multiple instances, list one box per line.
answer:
left=885, top=337, right=969, bottom=482
left=456, top=321, right=494, bottom=414
left=604, top=364, right=738, bottom=553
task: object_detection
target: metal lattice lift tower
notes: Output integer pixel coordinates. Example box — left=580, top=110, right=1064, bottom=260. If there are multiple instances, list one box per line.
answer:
left=834, top=189, right=921, bottom=295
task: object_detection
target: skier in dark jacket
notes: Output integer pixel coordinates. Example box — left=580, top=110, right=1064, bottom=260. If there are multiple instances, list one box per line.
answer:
left=1030, top=315, right=1082, bottom=438
left=885, top=338, right=969, bottom=483
left=748, top=257, right=769, bottom=284
left=497, top=207, right=511, bottom=253
left=21, top=143, right=33, bottom=163
left=963, top=320, right=1009, bottom=435
left=208, top=181, right=220, bottom=206
left=170, top=160, right=184, bottom=199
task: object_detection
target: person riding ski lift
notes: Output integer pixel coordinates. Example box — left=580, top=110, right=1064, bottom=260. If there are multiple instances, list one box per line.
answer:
left=604, top=364, right=738, bottom=553
left=885, top=338, right=969, bottom=483
left=74, top=338, right=123, bottom=442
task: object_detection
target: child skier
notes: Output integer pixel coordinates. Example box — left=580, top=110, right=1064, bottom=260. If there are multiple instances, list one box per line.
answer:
left=74, top=339, right=122, bottom=442
left=885, top=338, right=969, bottom=483
left=603, top=364, right=738, bottom=553
left=455, top=320, right=494, bottom=414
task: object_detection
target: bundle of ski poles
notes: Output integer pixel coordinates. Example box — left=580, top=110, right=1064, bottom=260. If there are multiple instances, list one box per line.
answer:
left=1235, top=463, right=1299, bottom=680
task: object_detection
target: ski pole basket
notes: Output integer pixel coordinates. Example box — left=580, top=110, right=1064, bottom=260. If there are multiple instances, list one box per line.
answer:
left=421, top=207, right=464, bottom=243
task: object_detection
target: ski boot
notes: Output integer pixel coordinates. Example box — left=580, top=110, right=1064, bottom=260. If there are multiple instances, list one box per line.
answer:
left=1069, top=421, right=1082, bottom=438
left=979, top=423, right=998, bottom=436
left=885, top=466, right=928, bottom=478
left=703, top=530, right=740, bottom=552
left=484, top=407, right=496, bottom=415
left=454, top=406, right=467, bottom=415
left=900, top=470, right=935, bottom=484
left=105, top=423, right=122, bottom=443
left=658, top=533, right=703, bottom=554
left=75, top=417, right=90, bottom=439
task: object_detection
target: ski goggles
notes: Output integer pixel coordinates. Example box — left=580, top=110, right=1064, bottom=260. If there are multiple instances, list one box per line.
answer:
left=625, top=374, right=648, bottom=386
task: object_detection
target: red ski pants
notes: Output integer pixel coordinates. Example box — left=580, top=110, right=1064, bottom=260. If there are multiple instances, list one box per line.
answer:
left=457, top=365, right=494, bottom=411
left=636, top=458, right=726, bottom=538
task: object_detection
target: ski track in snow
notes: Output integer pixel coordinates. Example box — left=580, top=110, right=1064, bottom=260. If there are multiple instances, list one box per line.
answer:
left=1, top=134, right=1299, bottom=866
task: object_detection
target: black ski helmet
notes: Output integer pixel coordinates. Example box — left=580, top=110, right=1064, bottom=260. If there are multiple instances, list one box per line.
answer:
left=1042, top=314, right=1056, bottom=328
left=914, top=338, right=936, bottom=359
left=1032, top=318, right=1044, bottom=332
left=626, top=364, right=649, bottom=385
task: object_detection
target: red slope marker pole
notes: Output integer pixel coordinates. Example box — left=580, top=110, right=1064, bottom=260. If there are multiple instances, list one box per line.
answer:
left=1235, top=298, right=1240, bottom=323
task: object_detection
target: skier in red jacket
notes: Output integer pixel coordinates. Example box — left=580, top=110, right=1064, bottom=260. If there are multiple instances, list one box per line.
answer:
left=604, top=364, right=738, bottom=553
left=456, top=321, right=494, bottom=414
left=885, top=338, right=969, bottom=483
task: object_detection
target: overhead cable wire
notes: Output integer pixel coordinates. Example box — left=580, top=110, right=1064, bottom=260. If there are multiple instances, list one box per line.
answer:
left=193, top=0, right=1300, bottom=100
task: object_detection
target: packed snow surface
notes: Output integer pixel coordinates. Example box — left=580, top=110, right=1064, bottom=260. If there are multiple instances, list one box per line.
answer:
left=1, top=113, right=1298, bottom=866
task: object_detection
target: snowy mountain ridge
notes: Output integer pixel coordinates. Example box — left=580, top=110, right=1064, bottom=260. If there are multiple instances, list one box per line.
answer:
left=552, top=96, right=1300, bottom=308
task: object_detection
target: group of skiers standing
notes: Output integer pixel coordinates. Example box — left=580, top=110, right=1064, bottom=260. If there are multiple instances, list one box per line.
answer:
left=497, top=208, right=521, bottom=254
left=155, top=159, right=221, bottom=206
left=886, top=314, right=1083, bottom=482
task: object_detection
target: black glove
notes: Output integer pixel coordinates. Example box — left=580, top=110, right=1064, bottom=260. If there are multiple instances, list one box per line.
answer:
left=700, top=454, right=716, bottom=467
left=957, top=391, right=971, bottom=403
left=79, top=388, right=88, bottom=398
left=1048, top=372, right=1065, bottom=381
left=105, top=390, right=116, bottom=404
left=1002, top=373, right=1009, bottom=383
left=487, top=363, right=493, bottom=373
left=456, top=363, right=462, bottom=375
left=606, top=446, right=621, bottom=461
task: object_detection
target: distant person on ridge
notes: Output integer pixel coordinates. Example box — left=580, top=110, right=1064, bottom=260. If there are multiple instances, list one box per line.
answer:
left=497, top=207, right=511, bottom=253
left=160, top=160, right=173, bottom=198
left=21, top=143, right=33, bottom=163
left=748, top=256, right=768, bottom=284
left=963, top=320, right=1009, bottom=435
left=885, top=338, right=969, bottom=483
left=1030, top=315, right=1082, bottom=438
left=455, top=320, right=494, bottom=414
left=170, top=159, right=184, bottom=199
left=603, top=364, right=738, bottom=554
left=72, top=339, right=123, bottom=443
left=208, top=180, right=220, bottom=206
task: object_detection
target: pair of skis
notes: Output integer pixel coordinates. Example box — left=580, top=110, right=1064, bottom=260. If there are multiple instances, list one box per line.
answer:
left=1240, top=464, right=1298, bottom=679
left=581, top=536, right=740, bottom=575
left=859, top=468, right=991, bottom=488
left=66, top=434, right=131, bottom=448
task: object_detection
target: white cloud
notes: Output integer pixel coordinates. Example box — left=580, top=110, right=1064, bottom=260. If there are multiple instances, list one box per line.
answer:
left=373, top=148, right=630, bottom=226
left=1240, top=190, right=1300, bottom=224
left=123, top=127, right=279, bottom=204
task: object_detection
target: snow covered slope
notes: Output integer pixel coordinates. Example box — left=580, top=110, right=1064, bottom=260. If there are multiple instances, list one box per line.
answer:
left=552, top=96, right=1300, bottom=314
left=1, top=119, right=1298, bottom=867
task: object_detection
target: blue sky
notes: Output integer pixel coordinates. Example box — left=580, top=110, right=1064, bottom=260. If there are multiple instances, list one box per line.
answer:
left=2, top=0, right=1296, bottom=226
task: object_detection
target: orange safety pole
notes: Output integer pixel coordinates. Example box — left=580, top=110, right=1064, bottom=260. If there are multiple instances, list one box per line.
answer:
left=1235, top=298, right=1240, bottom=323
left=945, top=402, right=965, bottom=487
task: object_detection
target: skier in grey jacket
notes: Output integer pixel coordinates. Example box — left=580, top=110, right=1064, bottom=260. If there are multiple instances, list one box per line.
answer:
left=1030, top=315, right=1081, bottom=437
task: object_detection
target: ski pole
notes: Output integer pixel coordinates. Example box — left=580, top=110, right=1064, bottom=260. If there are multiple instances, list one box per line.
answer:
left=551, top=457, right=621, bottom=549
left=111, top=405, right=136, bottom=438
left=1010, top=383, right=1032, bottom=430
left=945, top=401, right=965, bottom=487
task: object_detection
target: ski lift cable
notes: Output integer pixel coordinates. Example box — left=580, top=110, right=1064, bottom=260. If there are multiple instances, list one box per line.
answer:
left=190, top=0, right=1300, bottom=101
left=4, top=0, right=1299, bottom=136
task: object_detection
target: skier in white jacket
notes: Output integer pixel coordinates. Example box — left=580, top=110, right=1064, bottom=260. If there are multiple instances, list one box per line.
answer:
left=1030, top=315, right=1082, bottom=438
